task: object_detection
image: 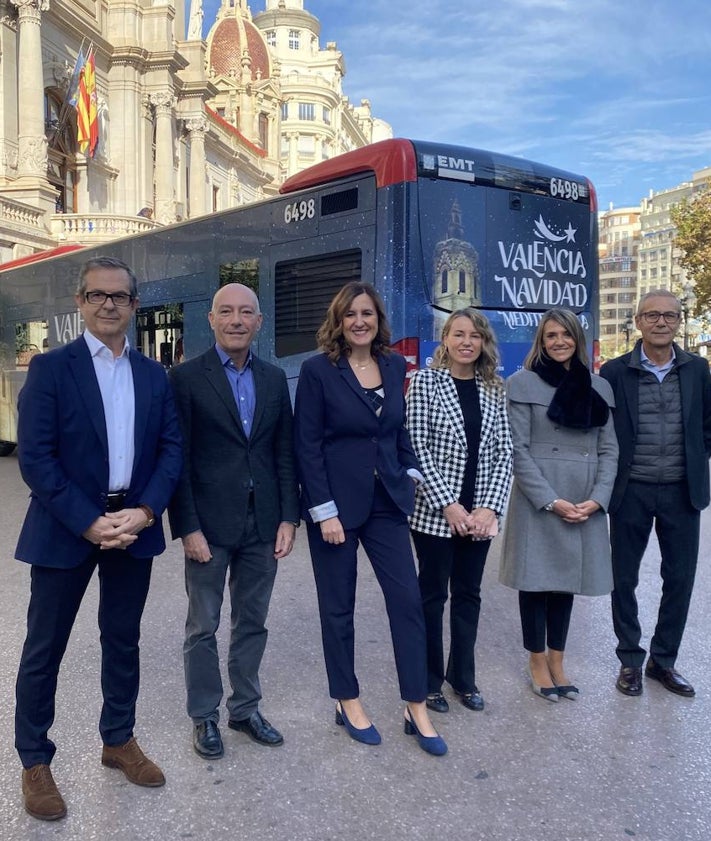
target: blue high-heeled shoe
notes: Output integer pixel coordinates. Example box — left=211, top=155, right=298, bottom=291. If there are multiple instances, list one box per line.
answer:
left=403, top=706, right=447, bottom=756
left=335, top=702, right=381, bottom=745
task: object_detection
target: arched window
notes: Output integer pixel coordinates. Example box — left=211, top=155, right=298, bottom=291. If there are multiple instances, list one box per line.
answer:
left=458, top=269, right=466, bottom=293
left=441, top=270, right=448, bottom=294
left=44, top=89, right=78, bottom=213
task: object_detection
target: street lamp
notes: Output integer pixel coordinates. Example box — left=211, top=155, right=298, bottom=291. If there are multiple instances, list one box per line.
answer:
left=680, top=282, right=697, bottom=351
left=622, top=310, right=634, bottom=351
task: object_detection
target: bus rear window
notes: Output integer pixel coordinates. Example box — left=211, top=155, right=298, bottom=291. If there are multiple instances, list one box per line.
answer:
left=274, top=249, right=362, bottom=358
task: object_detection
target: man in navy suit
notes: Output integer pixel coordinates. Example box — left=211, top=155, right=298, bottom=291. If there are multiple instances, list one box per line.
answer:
left=14, top=257, right=182, bottom=821
left=169, top=283, right=299, bottom=760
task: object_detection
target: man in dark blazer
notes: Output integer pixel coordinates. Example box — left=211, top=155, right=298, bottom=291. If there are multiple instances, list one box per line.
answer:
left=14, top=257, right=183, bottom=821
left=600, top=289, right=711, bottom=699
left=169, top=283, right=299, bottom=760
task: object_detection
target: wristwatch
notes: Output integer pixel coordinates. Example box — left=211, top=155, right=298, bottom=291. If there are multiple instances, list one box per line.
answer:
left=138, top=504, right=156, bottom=527
left=544, top=499, right=558, bottom=512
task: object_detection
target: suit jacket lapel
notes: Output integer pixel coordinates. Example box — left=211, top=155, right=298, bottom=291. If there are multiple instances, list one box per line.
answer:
left=678, top=357, right=695, bottom=425
left=68, top=337, right=109, bottom=455
left=622, top=362, right=639, bottom=438
left=436, top=371, right=468, bottom=451
left=202, top=347, right=245, bottom=435
left=337, top=356, right=375, bottom=412
left=251, top=356, right=267, bottom=436
left=130, top=350, right=150, bottom=472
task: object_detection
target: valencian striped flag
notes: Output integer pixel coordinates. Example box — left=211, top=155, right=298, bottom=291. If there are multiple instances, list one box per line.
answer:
left=67, top=48, right=86, bottom=109
left=76, top=48, right=98, bottom=157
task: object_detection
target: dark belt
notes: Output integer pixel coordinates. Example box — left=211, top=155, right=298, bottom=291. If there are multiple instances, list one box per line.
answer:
left=105, top=491, right=128, bottom=513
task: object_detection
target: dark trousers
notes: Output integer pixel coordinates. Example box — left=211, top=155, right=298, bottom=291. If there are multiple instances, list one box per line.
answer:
left=519, top=591, right=574, bottom=653
left=183, top=505, right=277, bottom=723
left=307, top=480, right=427, bottom=702
left=610, top=480, right=699, bottom=669
left=411, top=530, right=490, bottom=694
left=15, top=549, right=153, bottom=768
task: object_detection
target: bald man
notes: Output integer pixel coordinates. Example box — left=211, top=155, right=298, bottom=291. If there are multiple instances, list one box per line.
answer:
left=169, top=284, right=299, bottom=758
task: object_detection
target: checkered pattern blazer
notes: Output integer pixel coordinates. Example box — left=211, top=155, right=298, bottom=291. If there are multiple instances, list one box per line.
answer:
left=405, top=367, right=513, bottom=537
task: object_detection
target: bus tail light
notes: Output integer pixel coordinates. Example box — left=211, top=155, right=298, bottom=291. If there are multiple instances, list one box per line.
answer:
left=390, top=337, right=419, bottom=389
left=593, top=339, right=601, bottom=373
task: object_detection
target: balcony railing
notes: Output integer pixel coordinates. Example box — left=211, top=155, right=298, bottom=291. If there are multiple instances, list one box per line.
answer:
left=50, top=213, right=158, bottom=244
left=0, top=197, right=45, bottom=230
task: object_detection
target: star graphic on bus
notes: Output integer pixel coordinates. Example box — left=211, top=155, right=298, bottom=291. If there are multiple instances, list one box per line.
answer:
left=534, top=215, right=566, bottom=242
left=533, top=216, right=578, bottom=244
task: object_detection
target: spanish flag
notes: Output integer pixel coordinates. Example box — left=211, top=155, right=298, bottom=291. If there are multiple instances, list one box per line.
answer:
left=76, top=49, right=98, bottom=157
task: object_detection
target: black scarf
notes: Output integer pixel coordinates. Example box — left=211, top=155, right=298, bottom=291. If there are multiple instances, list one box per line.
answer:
left=532, top=354, right=609, bottom=429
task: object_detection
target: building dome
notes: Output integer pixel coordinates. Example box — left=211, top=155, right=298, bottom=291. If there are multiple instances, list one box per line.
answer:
left=208, top=14, right=271, bottom=80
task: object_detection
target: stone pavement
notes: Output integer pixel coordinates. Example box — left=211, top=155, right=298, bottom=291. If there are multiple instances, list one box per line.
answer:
left=0, top=453, right=709, bottom=841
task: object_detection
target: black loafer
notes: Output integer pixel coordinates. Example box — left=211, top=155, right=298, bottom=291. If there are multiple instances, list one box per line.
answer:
left=616, top=665, right=643, bottom=696
left=645, top=659, right=695, bottom=697
left=228, top=711, right=284, bottom=746
left=456, top=687, right=485, bottom=711
left=193, top=720, right=224, bottom=759
left=425, top=692, right=449, bottom=714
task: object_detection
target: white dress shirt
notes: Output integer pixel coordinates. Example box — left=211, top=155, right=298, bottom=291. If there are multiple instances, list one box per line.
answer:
left=83, top=330, right=135, bottom=491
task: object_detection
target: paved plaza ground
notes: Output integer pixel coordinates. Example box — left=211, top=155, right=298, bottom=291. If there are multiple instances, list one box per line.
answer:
left=0, top=453, right=709, bottom=841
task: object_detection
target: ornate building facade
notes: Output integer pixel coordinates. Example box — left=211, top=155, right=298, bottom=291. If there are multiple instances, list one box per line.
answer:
left=0, top=0, right=389, bottom=262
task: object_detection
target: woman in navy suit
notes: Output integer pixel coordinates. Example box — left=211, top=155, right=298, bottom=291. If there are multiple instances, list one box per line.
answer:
left=294, top=282, right=446, bottom=755
left=406, top=309, right=512, bottom=714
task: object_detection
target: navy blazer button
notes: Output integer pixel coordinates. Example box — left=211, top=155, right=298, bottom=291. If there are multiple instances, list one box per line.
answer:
left=371, top=437, right=377, bottom=443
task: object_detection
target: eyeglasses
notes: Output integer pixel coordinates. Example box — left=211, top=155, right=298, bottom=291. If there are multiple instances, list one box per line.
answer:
left=84, top=290, right=135, bottom=308
left=638, top=311, right=681, bottom=325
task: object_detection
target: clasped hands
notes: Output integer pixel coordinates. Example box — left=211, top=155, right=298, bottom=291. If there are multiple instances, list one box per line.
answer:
left=82, top=508, right=150, bottom=550
left=443, top=503, right=497, bottom=539
left=548, top=499, right=600, bottom=523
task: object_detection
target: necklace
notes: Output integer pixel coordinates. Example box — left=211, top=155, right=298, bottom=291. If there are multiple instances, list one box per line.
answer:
left=351, top=359, right=373, bottom=370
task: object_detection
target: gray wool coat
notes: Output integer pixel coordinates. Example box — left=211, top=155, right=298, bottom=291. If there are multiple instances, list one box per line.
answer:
left=499, top=368, right=619, bottom=595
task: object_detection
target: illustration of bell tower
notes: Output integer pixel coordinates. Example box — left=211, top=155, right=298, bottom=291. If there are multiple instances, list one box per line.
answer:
left=432, top=199, right=480, bottom=311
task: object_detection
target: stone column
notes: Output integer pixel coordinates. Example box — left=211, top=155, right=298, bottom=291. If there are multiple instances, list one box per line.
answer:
left=150, top=92, right=176, bottom=224
left=185, top=115, right=207, bottom=218
left=287, top=131, right=298, bottom=177
left=11, top=0, right=48, bottom=179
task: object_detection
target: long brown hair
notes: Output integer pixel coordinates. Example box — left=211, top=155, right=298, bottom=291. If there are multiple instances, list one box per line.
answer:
left=431, top=308, right=502, bottom=386
left=523, top=308, right=589, bottom=369
left=317, top=281, right=391, bottom=362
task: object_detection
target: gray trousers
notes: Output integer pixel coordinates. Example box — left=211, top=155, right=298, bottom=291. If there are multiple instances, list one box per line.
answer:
left=183, top=509, right=277, bottom=724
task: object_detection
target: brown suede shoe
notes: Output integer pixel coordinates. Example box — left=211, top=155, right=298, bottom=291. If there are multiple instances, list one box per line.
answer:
left=101, top=737, right=165, bottom=787
left=22, top=764, right=67, bottom=821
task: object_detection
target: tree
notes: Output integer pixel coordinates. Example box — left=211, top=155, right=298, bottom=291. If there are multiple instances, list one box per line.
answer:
left=671, top=182, right=711, bottom=314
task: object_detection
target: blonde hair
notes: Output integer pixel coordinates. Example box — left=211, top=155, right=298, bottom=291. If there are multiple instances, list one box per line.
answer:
left=431, top=308, right=502, bottom=386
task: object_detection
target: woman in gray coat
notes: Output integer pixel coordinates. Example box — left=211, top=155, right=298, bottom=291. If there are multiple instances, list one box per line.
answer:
left=500, top=309, right=618, bottom=701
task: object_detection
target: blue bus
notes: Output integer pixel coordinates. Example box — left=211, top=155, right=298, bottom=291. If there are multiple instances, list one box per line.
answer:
left=0, top=138, right=598, bottom=454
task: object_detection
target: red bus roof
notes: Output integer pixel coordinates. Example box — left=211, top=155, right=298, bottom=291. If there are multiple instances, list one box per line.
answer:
left=280, top=138, right=418, bottom=194
left=0, top=244, right=85, bottom=272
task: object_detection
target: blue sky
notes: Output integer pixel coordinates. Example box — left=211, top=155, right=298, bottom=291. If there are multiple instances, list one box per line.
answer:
left=200, top=0, right=711, bottom=211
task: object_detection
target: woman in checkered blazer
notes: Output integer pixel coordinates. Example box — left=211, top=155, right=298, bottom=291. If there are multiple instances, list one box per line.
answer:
left=405, top=309, right=513, bottom=714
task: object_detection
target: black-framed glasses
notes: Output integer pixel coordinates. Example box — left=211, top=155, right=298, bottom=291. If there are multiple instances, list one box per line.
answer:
left=638, top=310, right=681, bottom=325
left=84, top=290, right=135, bottom=308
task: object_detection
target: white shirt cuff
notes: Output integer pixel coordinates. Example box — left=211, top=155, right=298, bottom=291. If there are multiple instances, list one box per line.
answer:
left=309, top=500, right=339, bottom=522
